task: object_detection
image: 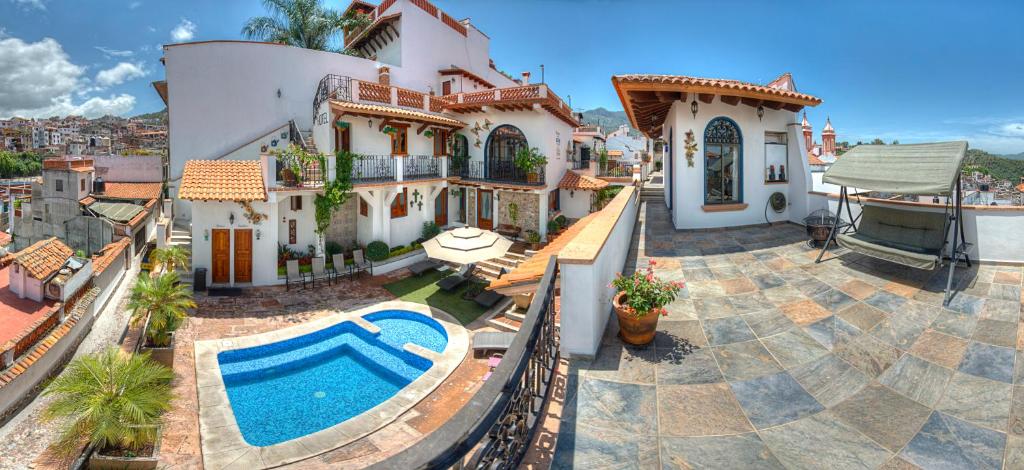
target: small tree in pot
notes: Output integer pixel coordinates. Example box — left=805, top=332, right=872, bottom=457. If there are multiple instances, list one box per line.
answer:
left=610, top=260, right=684, bottom=345
left=128, top=272, right=195, bottom=367
left=514, top=147, right=546, bottom=183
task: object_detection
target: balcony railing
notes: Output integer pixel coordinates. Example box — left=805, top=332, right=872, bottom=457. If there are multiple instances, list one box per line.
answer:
left=351, top=155, right=396, bottom=184
left=275, top=159, right=323, bottom=188
left=404, top=155, right=443, bottom=180
left=570, top=157, right=590, bottom=171
left=451, top=160, right=546, bottom=186
left=597, top=161, right=634, bottom=178
left=369, top=257, right=559, bottom=470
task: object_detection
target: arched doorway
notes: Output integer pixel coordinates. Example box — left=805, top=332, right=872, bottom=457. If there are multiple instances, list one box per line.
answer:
left=703, top=117, right=742, bottom=204
left=485, top=125, right=528, bottom=179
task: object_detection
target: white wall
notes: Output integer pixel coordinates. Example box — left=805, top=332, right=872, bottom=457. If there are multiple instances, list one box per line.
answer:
left=663, top=98, right=802, bottom=229
left=277, top=193, right=318, bottom=254
left=558, top=187, right=639, bottom=358
left=92, top=155, right=163, bottom=183
left=560, top=189, right=592, bottom=219
left=190, top=199, right=279, bottom=286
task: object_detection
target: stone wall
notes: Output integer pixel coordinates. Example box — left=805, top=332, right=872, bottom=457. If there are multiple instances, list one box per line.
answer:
left=467, top=188, right=477, bottom=227
left=325, top=197, right=358, bottom=249
left=497, top=190, right=539, bottom=234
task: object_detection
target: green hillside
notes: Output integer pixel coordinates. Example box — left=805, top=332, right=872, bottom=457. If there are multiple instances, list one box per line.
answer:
left=132, top=108, right=168, bottom=123
left=579, top=108, right=640, bottom=136
left=964, top=149, right=1024, bottom=182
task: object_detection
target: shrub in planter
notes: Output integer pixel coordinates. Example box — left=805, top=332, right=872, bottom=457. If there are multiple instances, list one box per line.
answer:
left=524, top=230, right=541, bottom=249
left=547, top=219, right=560, bottom=235
left=611, top=259, right=684, bottom=345
left=128, top=272, right=194, bottom=368
left=325, top=241, right=344, bottom=258
left=421, top=221, right=441, bottom=240
left=42, top=348, right=173, bottom=460
left=366, top=241, right=390, bottom=261
left=554, top=214, right=567, bottom=229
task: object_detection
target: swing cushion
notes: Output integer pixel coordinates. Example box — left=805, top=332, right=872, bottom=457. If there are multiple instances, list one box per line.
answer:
left=836, top=205, right=947, bottom=270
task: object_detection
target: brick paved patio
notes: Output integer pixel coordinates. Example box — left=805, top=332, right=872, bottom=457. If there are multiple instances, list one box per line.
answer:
left=552, top=201, right=1024, bottom=469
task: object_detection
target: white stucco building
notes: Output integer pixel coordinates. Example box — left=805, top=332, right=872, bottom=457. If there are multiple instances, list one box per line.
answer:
left=159, top=0, right=583, bottom=286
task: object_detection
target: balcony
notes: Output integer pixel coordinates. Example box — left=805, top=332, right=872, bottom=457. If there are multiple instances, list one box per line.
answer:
left=570, top=157, right=591, bottom=171
left=450, top=160, right=546, bottom=186
left=275, top=159, right=323, bottom=188
left=350, top=154, right=397, bottom=184
left=596, top=161, right=634, bottom=178
left=403, top=155, right=443, bottom=181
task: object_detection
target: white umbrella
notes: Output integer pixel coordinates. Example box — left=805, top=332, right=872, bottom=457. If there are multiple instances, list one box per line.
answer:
left=422, top=227, right=513, bottom=265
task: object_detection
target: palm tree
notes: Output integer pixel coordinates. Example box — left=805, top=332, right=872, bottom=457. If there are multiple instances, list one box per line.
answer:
left=151, top=246, right=189, bottom=274
left=242, top=0, right=371, bottom=53
left=127, top=272, right=195, bottom=347
left=41, top=348, right=173, bottom=455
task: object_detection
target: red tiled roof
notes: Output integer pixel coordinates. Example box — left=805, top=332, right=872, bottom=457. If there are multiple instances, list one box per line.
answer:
left=91, top=238, right=130, bottom=274
left=331, top=100, right=466, bottom=128
left=179, top=160, right=267, bottom=202
left=97, top=182, right=163, bottom=200
left=12, top=237, right=73, bottom=280
left=613, top=74, right=822, bottom=105
left=438, top=66, right=495, bottom=89
left=1016, top=183, right=1024, bottom=193
left=79, top=196, right=96, bottom=206
left=558, top=171, right=609, bottom=191
left=0, top=231, right=10, bottom=247
left=808, top=152, right=826, bottom=166
left=489, top=212, right=599, bottom=291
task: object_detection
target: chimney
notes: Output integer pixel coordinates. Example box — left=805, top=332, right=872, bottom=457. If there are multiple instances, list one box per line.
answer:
left=521, top=71, right=530, bottom=85
left=378, top=66, right=391, bottom=86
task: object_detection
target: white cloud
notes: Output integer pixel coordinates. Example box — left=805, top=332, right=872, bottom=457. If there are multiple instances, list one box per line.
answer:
left=95, top=62, right=147, bottom=87
left=0, top=35, right=136, bottom=119
left=170, top=18, right=196, bottom=42
left=147, top=26, right=157, bottom=33
left=95, top=46, right=134, bottom=58
left=991, top=122, right=1024, bottom=138
left=128, top=1, right=141, bottom=9
left=9, top=0, right=46, bottom=10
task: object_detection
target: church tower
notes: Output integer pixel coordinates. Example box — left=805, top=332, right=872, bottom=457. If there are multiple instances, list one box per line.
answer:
left=801, top=112, right=813, bottom=151
left=822, top=117, right=836, bottom=156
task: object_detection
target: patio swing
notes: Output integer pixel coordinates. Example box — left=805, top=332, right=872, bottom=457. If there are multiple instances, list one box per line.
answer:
left=814, top=141, right=972, bottom=306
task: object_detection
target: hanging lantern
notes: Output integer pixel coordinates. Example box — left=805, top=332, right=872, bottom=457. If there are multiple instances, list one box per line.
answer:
left=756, top=104, right=765, bottom=121
left=690, top=99, right=699, bottom=118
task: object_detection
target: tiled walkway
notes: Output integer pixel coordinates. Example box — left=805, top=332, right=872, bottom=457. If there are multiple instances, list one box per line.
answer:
left=553, top=201, right=1024, bottom=469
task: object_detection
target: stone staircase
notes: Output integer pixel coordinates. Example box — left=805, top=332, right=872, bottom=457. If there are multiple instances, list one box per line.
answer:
left=475, top=251, right=526, bottom=281
left=170, top=224, right=194, bottom=284
left=640, top=184, right=663, bottom=202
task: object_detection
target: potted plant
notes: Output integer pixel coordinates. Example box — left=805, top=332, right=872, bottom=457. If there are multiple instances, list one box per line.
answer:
left=382, top=125, right=397, bottom=136
left=524, top=229, right=541, bottom=250
left=42, top=348, right=173, bottom=470
left=546, top=220, right=560, bottom=241
left=423, top=129, right=434, bottom=138
left=150, top=246, right=189, bottom=278
left=514, top=147, right=547, bottom=183
left=610, top=260, right=684, bottom=345
left=128, top=271, right=195, bottom=368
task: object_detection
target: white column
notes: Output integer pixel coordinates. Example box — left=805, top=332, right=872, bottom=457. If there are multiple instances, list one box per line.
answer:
left=538, top=191, right=549, bottom=239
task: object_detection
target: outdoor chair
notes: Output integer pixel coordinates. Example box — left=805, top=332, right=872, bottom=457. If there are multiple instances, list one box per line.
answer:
left=285, top=259, right=308, bottom=291
left=409, top=259, right=440, bottom=276
left=330, top=253, right=348, bottom=283
left=310, top=257, right=331, bottom=286
left=437, top=263, right=475, bottom=292
left=473, top=289, right=505, bottom=308
left=472, top=331, right=516, bottom=356
left=351, top=249, right=372, bottom=279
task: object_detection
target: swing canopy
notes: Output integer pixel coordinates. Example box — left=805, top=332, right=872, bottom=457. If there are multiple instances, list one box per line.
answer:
left=822, top=141, right=968, bottom=195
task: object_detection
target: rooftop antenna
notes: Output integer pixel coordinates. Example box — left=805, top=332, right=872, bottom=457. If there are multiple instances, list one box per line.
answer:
left=540, top=64, right=545, bottom=84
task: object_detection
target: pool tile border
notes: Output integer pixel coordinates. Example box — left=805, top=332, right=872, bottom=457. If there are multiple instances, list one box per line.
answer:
left=193, top=300, right=470, bottom=469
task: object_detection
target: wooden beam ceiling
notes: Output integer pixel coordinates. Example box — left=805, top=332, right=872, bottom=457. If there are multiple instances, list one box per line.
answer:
left=720, top=95, right=740, bottom=106
left=698, top=93, right=714, bottom=104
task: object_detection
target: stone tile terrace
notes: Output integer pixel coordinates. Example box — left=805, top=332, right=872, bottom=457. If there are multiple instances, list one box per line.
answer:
left=552, top=201, right=1024, bottom=469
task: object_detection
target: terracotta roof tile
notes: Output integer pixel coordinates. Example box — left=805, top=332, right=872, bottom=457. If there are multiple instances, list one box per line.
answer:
left=91, top=238, right=130, bottom=274
left=79, top=196, right=96, bottom=206
left=613, top=74, right=822, bottom=105
left=330, top=100, right=465, bottom=128
left=489, top=212, right=600, bottom=291
left=97, top=182, right=163, bottom=200
left=0, top=232, right=10, bottom=247
left=807, top=152, right=826, bottom=166
left=179, top=160, right=267, bottom=202
left=13, top=237, right=73, bottom=280
left=558, top=171, right=609, bottom=191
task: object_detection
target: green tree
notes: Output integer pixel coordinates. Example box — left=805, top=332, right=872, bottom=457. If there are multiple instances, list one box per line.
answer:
left=870, top=138, right=885, bottom=145
left=0, top=151, right=43, bottom=179
left=242, top=0, right=371, bottom=53
left=127, top=272, right=195, bottom=347
left=892, top=139, right=900, bottom=145
left=41, top=348, right=173, bottom=455
left=151, top=246, right=190, bottom=274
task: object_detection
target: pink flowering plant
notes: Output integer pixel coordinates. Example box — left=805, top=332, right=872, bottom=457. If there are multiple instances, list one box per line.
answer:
left=611, top=260, right=684, bottom=318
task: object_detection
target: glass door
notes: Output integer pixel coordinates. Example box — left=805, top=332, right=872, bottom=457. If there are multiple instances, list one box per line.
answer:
left=434, top=188, right=447, bottom=226
left=477, top=189, right=493, bottom=230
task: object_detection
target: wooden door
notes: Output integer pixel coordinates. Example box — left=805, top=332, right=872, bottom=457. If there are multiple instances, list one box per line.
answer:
left=434, top=188, right=447, bottom=226
left=211, top=229, right=230, bottom=284
left=334, top=126, right=350, bottom=153
left=477, top=189, right=493, bottom=230
left=442, top=80, right=451, bottom=96
left=234, top=229, right=252, bottom=283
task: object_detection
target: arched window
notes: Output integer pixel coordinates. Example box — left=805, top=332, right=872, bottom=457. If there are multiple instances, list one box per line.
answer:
left=452, top=133, right=469, bottom=160
left=485, top=125, right=528, bottom=165
left=704, top=117, right=742, bottom=204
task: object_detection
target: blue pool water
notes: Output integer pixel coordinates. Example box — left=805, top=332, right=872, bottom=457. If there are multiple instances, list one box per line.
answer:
left=217, top=310, right=448, bottom=446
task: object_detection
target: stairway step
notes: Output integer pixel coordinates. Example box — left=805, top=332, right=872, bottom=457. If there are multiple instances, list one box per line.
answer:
left=487, top=317, right=520, bottom=333
left=505, top=310, right=526, bottom=322
left=503, top=252, right=527, bottom=260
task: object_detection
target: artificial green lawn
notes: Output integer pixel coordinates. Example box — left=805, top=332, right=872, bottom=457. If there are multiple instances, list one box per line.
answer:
left=383, top=270, right=488, bottom=325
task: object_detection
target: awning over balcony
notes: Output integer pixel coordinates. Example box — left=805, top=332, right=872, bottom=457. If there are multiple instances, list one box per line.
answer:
left=330, top=100, right=465, bottom=130
left=823, top=141, right=968, bottom=195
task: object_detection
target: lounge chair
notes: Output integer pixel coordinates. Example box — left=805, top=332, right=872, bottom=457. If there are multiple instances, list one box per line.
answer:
left=351, top=249, right=372, bottom=279
left=409, top=259, right=440, bottom=276
left=473, top=289, right=505, bottom=308
left=472, top=331, right=516, bottom=354
left=285, top=259, right=308, bottom=291
left=437, top=263, right=475, bottom=292
left=310, top=257, right=331, bottom=286
left=330, top=253, right=348, bottom=283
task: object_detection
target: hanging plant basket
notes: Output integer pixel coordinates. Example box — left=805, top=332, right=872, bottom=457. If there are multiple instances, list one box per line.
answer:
left=382, top=125, right=397, bottom=135
left=423, top=130, right=434, bottom=138
left=334, top=120, right=350, bottom=129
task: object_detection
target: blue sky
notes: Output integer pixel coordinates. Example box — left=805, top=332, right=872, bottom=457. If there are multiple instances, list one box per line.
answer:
left=3, top=0, right=1023, bottom=153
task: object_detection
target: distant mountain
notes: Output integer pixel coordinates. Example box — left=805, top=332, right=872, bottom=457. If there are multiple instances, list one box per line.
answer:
left=579, top=108, right=640, bottom=136
left=965, top=149, right=1024, bottom=182
left=999, top=152, right=1024, bottom=161
left=132, top=108, right=168, bottom=123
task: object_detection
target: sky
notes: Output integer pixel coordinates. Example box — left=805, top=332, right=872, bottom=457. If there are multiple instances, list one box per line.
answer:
left=2, top=0, right=1023, bottom=154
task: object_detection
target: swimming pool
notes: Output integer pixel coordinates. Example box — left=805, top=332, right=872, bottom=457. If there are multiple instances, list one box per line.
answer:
left=217, top=309, right=449, bottom=446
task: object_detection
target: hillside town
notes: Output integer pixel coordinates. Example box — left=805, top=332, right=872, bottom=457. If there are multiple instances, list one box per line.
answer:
left=0, top=1, right=1023, bottom=469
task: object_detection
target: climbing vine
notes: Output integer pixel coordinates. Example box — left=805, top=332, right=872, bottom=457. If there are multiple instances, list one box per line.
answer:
left=313, top=150, right=354, bottom=236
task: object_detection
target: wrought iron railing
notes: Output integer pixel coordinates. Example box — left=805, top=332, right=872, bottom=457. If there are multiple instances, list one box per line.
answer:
left=404, top=155, right=443, bottom=180
left=312, top=74, right=352, bottom=123
left=370, top=257, right=559, bottom=470
left=351, top=154, right=396, bottom=183
left=452, top=160, right=546, bottom=186
left=570, top=157, right=590, bottom=170
left=597, top=160, right=633, bottom=178
left=275, top=159, right=323, bottom=188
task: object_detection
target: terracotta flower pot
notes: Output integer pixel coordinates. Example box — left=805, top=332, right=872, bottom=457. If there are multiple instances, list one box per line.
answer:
left=613, top=291, right=660, bottom=346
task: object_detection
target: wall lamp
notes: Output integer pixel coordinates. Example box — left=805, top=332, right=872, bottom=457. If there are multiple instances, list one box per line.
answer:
left=756, top=104, right=765, bottom=121
left=229, top=213, right=235, bottom=225
left=690, top=99, right=699, bottom=119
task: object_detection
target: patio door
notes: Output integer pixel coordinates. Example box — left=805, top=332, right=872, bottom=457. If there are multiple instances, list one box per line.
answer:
left=457, top=188, right=466, bottom=223
left=211, top=229, right=230, bottom=284
left=477, top=189, right=493, bottom=230
left=435, top=188, right=447, bottom=226
left=334, top=125, right=350, bottom=153
left=234, top=229, right=252, bottom=283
